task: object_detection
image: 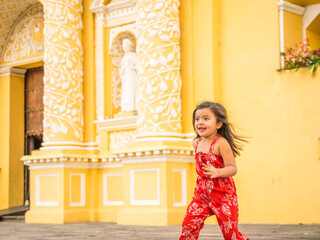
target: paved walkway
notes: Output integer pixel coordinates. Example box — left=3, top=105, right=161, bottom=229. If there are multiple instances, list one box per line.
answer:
left=0, top=217, right=319, bottom=239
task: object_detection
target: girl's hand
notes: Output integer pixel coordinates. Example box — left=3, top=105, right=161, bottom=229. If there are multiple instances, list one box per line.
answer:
left=203, top=163, right=220, bottom=178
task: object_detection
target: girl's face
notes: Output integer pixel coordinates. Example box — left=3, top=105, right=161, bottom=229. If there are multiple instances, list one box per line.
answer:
left=194, top=108, right=222, bottom=139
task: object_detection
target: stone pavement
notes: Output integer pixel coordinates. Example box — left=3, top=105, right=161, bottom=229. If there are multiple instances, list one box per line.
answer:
left=0, top=216, right=319, bottom=240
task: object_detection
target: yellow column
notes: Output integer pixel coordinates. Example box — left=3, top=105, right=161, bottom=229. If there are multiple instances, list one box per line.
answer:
left=0, top=68, right=26, bottom=210
left=136, top=0, right=182, bottom=142
left=42, top=0, right=84, bottom=147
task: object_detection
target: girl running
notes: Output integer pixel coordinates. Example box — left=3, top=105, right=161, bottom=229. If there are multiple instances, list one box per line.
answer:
left=179, top=101, right=249, bottom=240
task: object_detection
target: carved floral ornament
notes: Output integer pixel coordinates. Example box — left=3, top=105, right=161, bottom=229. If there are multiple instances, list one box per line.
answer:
left=136, top=0, right=182, bottom=134
left=42, top=0, right=84, bottom=143
left=1, top=3, right=44, bottom=63
left=0, top=0, right=39, bottom=59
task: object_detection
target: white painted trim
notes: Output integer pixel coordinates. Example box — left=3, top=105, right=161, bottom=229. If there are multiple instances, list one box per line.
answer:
left=40, top=146, right=99, bottom=151
left=122, top=155, right=194, bottom=165
left=0, top=55, right=43, bottom=68
left=28, top=163, right=123, bottom=170
left=103, top=173, right=124, bottom=206
left=135, top=137, right=192, bottom=142
left=137, top=132, right=194, bottom=138
left=0, top=67, right=27, bottom=77
left=35, top=174, right=59, bottom=206
left=130, top=168, right=160, bottom=205
left=41, top=141, right=98, bottom=147
left=302, top=4, right=320, bottom=39
left=69, top=173, right=86, bottom=207
left=279, top=1, right=285, bottom=68
left=277, top=1, right=305, bottom=15
left=172, top=168, right=187, bottom=207
left=95, top=116, right=138, bottom=126
left=98, top=123, right=137, bottom=131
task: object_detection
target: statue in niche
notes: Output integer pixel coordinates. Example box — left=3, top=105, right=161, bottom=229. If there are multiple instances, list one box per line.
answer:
left=120, top=38, right=138, bottom=112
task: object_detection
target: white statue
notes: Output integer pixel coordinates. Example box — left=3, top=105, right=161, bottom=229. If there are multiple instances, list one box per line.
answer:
left=120, top=39, right=138, bottom=112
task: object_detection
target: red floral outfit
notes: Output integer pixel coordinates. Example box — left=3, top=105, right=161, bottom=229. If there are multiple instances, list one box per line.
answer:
left=179, top=135, right=249, bottom=240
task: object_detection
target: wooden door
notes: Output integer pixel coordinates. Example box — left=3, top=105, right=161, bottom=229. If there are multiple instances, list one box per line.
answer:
left=24, top=67, right=44, bottom=202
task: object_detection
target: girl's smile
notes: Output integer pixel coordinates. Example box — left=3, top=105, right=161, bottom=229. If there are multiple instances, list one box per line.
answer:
left=194, top=108, right=222, bottom=139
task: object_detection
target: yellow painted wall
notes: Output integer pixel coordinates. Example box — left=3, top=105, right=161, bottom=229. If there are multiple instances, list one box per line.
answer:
left=283, top=11, right=303, bottom=49
left=218, top=0, right=320, bottom=223
left=306, top=30, right=320, bottom=49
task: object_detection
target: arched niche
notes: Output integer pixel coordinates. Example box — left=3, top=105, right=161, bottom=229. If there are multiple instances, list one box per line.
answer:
left=110, top=31, right=136, bottom=116
left=0, top=2, right=43, bottom=66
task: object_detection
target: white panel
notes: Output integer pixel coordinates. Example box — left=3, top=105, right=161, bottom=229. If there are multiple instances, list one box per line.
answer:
left=130, top=168, right=160, bottom=205
left=172, top=168, right=187, bottom=207
left=103, top=173, right=124, bottom=206
left=35, top=174, right=59, bottom=206
left=69, top=173, right=86, bottom=207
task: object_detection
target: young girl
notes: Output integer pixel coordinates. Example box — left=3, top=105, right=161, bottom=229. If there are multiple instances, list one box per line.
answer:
left=179, top=101, right=249, bottom=240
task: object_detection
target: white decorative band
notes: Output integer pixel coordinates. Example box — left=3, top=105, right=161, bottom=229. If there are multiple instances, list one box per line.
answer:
left=136, top=132, right=196, bottom=138
left=0, top=67, right=27, bottom=77
left=122, top=155, right=194, bottom=165
left=98, top=123, right=137, bottom=131
left=0, top=56, right=43, bottom=68
left=28, top=163, right=123, bottom=170
left=41, top=141, right=98, bottom=147
left=40, top=146, right=99, bottom=151
left=135, top=137, right=193, bottom=142
left=95, top=116, right=138, bottom=126
left=277, top=1, right=305, bottom=15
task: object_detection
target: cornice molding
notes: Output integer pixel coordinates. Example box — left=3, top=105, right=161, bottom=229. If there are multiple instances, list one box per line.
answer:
left=278, top=1, right=305, bottom=15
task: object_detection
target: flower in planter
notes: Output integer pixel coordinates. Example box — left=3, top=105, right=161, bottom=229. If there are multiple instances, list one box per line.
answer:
left=277, top=35, right=320, bottom=76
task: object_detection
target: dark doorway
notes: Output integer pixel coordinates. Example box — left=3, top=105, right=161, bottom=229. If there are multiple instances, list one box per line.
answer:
left=24, top=67, right=44, bottom=204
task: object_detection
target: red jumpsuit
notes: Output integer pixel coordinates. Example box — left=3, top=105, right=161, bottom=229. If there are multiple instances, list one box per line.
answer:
left=179, top=135, right=249, bottom=240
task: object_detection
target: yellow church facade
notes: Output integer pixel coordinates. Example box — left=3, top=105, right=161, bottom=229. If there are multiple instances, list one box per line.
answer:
left=0, top=0, right=319, bottom=225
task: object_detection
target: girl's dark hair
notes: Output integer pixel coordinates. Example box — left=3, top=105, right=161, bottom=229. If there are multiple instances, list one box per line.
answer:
left=192, top=101, right=247, bottom=157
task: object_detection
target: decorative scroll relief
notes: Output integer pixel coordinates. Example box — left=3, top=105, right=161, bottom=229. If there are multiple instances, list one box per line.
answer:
left=43, top=0, right=84, bottom=143
left=136, top=0, right=182, bottom=135
left=0, top=0, right=38, bottom=58
left=1, top=3, right=44, bottom=63
left=111, top=31, right=136, bottom=109
left=109, top=130, right=136, bottom=151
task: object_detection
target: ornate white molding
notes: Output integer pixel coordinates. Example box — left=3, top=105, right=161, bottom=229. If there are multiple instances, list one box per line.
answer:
left=90, top=0, right=108, bottom=13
